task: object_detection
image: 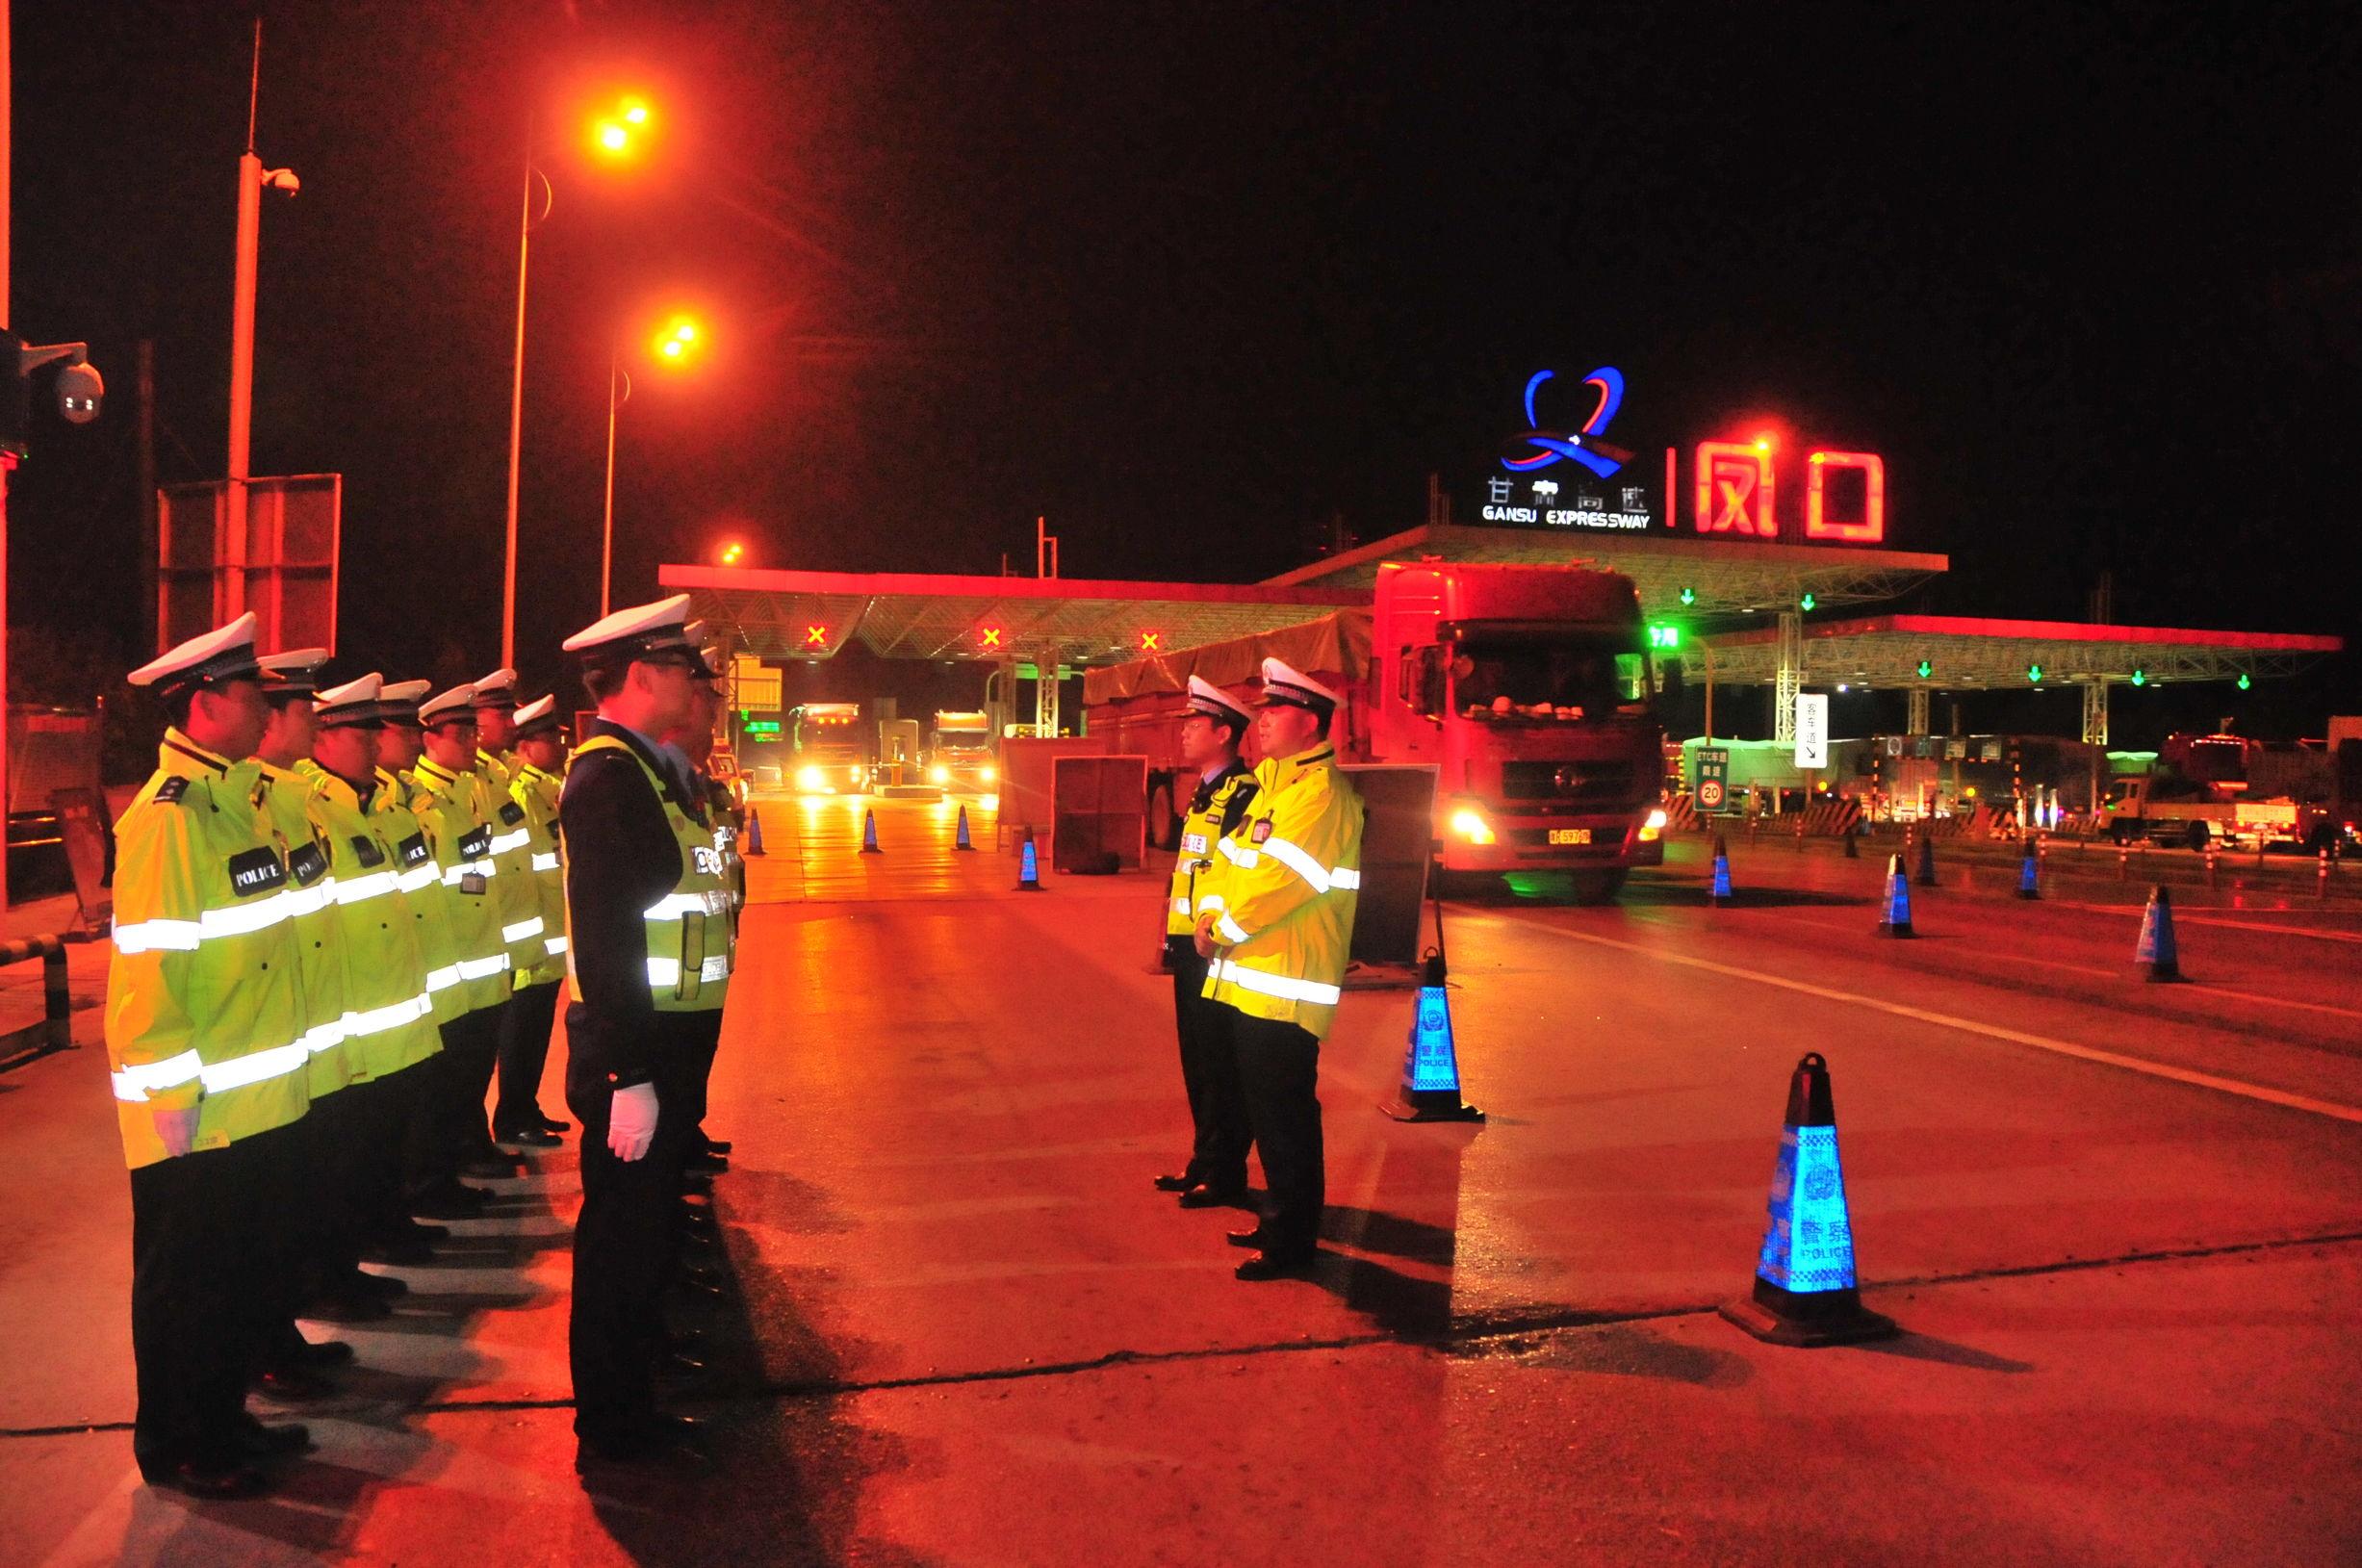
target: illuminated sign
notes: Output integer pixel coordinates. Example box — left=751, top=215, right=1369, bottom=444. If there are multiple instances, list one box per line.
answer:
left=1484, top=368, right=1657, bottom=531
left=1647, top=624, right=1682, bottom=650
left=1794, top=693, right=1829, bottom=769
left=1502, top=367, right=1630, bottom=479
left=804, top=625, right=829, bottom=648
left=980, top=627, right=1004, bottom=650
left=741, top=718, right=782, bottom=736
left=1140, top=630, right=1162, bottom=652
left=1695, top=441, right=1777, bottom=536
left=1805, top=452, right=1886, bottom=543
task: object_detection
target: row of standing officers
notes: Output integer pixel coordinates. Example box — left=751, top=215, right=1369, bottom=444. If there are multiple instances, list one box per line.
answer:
left=104, top=592, right=743, bottom=1496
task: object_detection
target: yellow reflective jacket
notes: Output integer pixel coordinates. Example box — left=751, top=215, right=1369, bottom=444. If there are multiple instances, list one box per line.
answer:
left=380, top=767, right=470, bottom=1025
left=404, top=757, right=512, bottom=1013
left=1201, top=744, right=1364, bottom=1041
left=105, top=731, right=313, bottom=1169
left=305, top=764, right=443, bottom=1077
left=441, top=755, right=543, bottom=979
left=511, top=759, right=568, bottom=988
left=565, top=735, right=733, bottom=1014
left=234, top=758, right=352, bottom=1098
left=1166, top=760, right=1258, bottom=937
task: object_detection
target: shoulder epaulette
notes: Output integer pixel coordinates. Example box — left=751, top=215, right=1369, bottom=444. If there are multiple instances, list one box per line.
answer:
left=155, top=775, right=189, bottom=805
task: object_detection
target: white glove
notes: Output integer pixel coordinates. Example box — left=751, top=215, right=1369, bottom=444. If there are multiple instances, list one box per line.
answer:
left=607, top=1082, right=659, bottom=1162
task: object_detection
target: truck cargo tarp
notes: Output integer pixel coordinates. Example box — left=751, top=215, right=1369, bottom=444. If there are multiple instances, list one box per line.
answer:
left=1084, top=611, right=1374, bottom=704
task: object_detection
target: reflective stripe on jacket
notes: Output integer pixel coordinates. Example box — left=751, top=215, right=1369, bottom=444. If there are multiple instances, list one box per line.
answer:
left=512, top=760, right=569, bottom=988
left=405, top=758, right=512, bottom=1014
left=565, top=736, right=733, bottom=1014
left=1167, top=761, right=1258, bottom=937
left=305, top=764, right=443, bottom=1078
left=1200, top=744, right=1364, bottom=1041
left=104, top=731, right=313, bottom=1169
left=379, top=767, right=471, bottom=1025
left=239, top=758, right=353, bottom=1097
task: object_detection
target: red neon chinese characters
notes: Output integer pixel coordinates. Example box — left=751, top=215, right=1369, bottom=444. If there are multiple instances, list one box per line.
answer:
left=1805, top=451, right=1885, bottom=543
left=1695, top=442, right=1776, bottom=536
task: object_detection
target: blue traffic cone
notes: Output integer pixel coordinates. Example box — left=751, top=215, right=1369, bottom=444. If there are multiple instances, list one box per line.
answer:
left=1719, top=1052, right=1896, bottom=1348
left=955, top=804, right=976, bottom=850
left=2135, top=885, right=2180, bottom=981
left=1015, top=830, right=1044, bottom=890
left=1709, top=833, right=1734, bottom=906
left=2015, top=841, right=2041, bottom=900
left=1879, top=853, right=1914, bottom=938
left=1379, top=950, right=1484, bottom=1122
left=743, top=809, right=766, bottom=857
left=860, top=808, right=882, bottom=854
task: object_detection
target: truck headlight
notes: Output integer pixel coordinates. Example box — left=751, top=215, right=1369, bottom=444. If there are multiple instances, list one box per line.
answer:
left=1639, top=807, right=1668, bottom=842
left=930, top=764, right=950, bottom=785
left=1449, top=805, right=1496, bottom=846
left=981, top=764, right=996, bottom=783
left=795, top=764, right=827, bottom=793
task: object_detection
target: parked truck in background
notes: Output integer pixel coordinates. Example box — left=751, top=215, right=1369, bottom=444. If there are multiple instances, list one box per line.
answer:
left=790, top=702, right=872, bottom=794
left=1084, top=561, right=1670, bottom=902
left=928, top=709, right=999, bottom=793
left=2099, top=727, right=2357, bottom=851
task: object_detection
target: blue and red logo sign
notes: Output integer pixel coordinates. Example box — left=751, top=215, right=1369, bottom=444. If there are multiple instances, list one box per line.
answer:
left=1502, top=367, right=1632, bottom=479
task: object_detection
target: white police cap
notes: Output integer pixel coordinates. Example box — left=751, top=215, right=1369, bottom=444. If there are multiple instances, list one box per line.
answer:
left=513, top=693, right=562, bottom=738
left=375, top=679, right=431, bottom=728
left=128, top=612, right=261, bottom=693
left=1186, top=675, right=1252, bottom=728
left=1258, top=656, right=1344, bottom=715
left=418, top=684, right=478, bottom=728
left=258, top=647, right=331, bottom=703
left=314, top=672, right=383, bottom=727
left=562, top=593, right=695, bottom=663
left=471, top=667, right=520, bottom=709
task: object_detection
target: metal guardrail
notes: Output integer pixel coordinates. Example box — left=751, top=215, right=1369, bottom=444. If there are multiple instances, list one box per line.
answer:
left=0, top=934, right=74, bottom=1069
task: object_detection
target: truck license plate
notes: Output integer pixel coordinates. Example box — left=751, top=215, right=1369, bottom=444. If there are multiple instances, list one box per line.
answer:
left=1549, top=828, right=1592, bottom=846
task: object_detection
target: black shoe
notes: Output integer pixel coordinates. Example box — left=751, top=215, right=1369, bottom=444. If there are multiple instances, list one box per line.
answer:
left=702, top=1138, right=732, bottom=1157
left=412, top=1184, right=488, bottom=1219
left=235, top=1417, right=315, bottom=1458
left=685, top=1150, right=730, bottom=1174
left=494, top=1124, right=562, bottom=1149
left=1152, top=1172, right=1194, bottom=1193
left=251, top=1366, right=333, bottom=1401
left=289, top=1337, right=355, bottom=1369
left=664, top=1326, right=713, bottom=1353
left=384, top=1219, right=450, bottom=1244
left=1234, top=1247, right=1317, bottom=1282
left=141, top=1455, right=270, bottom=1499
left=305, top=1284, right=392, bottom=1323
left=576, top=1416, right=713, bottom=1473
left=346, top=1269, right=408, bottom=1299
left=1177, top=1181, right=1248, bottom=1210
left=681, top=1171, right=715, bottom=1195
left=676, top=1274, right=727, bottom=1299
left=367, top=1233, right=437, bottom=1266
left=658, top=1350, right=709, bottom=1379
left=1224, top=1225, right=1270, bottom=1250
left=464, top=1155, right=526, bottom=1179
left=538, top=1113, right=572, bottom=1135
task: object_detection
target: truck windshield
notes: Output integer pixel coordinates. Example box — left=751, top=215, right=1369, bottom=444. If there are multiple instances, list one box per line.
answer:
left=1451, top=640, right=1648, bottom=718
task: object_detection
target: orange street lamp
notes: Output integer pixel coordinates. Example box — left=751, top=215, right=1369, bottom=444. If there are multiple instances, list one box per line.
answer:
left=602, top=311, right=712, bottom=614
left=502, top=91, right=659, bottom=665
left=719, top=541, right=746, bottom=567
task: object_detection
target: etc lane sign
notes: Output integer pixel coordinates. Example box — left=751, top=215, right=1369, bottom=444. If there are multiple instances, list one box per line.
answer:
left=1696, top=747, right=1730, bottom=810
left=1794, top=694, right=1829, bottom=770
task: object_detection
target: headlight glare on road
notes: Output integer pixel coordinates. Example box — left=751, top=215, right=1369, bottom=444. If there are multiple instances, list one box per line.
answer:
left=796, top=764, right=828, bottom=793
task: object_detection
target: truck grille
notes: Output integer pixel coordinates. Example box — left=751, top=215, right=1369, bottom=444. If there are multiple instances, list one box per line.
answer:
left=1499, top=760, right=1645, bottom=807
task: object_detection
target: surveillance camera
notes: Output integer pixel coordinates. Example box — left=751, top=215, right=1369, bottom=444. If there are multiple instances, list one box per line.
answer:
left=57, top=361, right=104, bottom=424
left=263, top=167, right=301, bottom=195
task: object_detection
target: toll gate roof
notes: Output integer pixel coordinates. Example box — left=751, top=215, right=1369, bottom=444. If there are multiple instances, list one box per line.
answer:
left=1262, top=524, right=1949, bottom=616
left=1697, top=613, right=2344, bottom=689
left=659, top=565, right=1367, bottom=666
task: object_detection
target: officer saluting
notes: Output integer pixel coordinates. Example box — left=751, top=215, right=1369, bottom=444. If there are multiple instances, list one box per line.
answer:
left=110, top=613, right=315, bottom=1497
left=1154, top=675, right=1259, bottom=1209
left=1194, top=657, right=1364, bottom=1281
left=559, top=593, right=728, bottom=1472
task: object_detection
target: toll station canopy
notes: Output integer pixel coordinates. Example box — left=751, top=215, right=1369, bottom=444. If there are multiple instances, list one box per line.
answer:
left=1262, top=523, right=1950, bottom=617
left=1697, top=614, right=2345, bottom=690
left=660, top=565, right=1365, bottom=668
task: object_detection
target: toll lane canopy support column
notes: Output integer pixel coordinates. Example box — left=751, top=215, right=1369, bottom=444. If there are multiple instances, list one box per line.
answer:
left=1774, top=610, right=1802, bottom=747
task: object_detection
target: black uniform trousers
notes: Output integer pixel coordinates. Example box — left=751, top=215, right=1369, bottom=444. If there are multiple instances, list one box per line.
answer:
left=405, top=1006, right=501, bottom=1196
left=1226, top=1010, right=1325, bottom=1252
left=130, top=1118, right=301, bottom=1470
left=1168, top=937, right=1251, bottom=1188
left=354, top=1059, right=429, bottom=1238
left=680, top=1009, right=725, bottom=1157
left=566, top=1006, right=698, bottom=1452
left=494, top=979, right=562, bottom=1133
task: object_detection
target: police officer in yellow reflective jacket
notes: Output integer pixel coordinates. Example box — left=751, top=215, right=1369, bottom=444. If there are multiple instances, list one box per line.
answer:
left=494, top=693, right=572, bottom=1144
left=1194, top=657, right=1364, bottom=1280
left=559, top=594, right=730, bottom=1471
left=109, top=613, right=314, bottom=1498
left=305, top=674, right=447, bottom=1268
left=1154, top=675, right=1260, bottom=1210
left=659, top=628, right=736, bottom=1176
left=408, top=685, right=523, bottom=1188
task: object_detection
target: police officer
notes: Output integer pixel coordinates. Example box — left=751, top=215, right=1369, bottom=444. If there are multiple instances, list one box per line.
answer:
left=476, top=670, right=566, bottom=1146
left=1154, top=676, right=1259, bottom=1209
left=111, top=613, right=315, bottom=1496
left=494, top=694, right=571, bottom=1144
left=658, top=628, right=733, bottom=1176
left=1194, top=657, right=1365, bottom=1280
left=559, top=594, right=728, bottom=1471
left=305, top=674, right=448, bottom=1267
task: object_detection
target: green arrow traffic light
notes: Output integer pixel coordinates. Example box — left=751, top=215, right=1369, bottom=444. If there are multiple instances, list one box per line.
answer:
left=2130, top=668, right=2145, bottom=687
left=1915, top=658, right=1933, bottom=680
left=2027, top=663, right=2043, bottom=683
left=2237, top=672, right=2251, bottom=691
left=1679, top=586, right=1697, bottom=606
left=1799, top=592, right=1816, bottom=612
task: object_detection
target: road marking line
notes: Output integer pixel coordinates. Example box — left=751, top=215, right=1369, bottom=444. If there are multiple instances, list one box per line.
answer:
left=1508, top=918, right=2362, bottom=1126
left=2044, top=900, right=2362, bottom=944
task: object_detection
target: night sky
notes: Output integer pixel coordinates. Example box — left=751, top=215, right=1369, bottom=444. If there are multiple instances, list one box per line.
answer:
left=9, top=1, right=2357, bottom=748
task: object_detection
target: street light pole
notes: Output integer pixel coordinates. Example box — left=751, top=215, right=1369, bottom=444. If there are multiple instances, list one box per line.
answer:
left=600, top=349, right=631, bottom=616
left=499, top=114, right=541, bottom=668
left=225, top=22, right=264, bottom=621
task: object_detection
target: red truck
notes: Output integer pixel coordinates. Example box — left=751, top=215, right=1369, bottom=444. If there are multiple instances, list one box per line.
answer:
left=1083, top=561, right=1671, bottom=901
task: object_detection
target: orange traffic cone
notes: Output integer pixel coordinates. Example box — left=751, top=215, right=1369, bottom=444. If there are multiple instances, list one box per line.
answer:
left=1378, top=950, right=1483, bottom=1122
left=1720, top=1052, right=1896, bottom=1348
